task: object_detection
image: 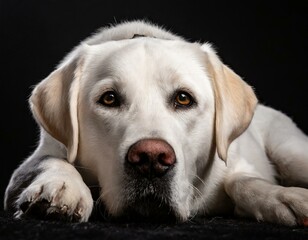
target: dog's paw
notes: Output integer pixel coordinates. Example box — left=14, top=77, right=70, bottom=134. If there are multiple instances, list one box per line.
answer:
left=14, top=171, right=93, bottom=222
left=255, top=187, right=308, bottom=226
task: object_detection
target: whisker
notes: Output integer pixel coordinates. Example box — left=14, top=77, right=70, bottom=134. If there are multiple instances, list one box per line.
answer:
left=191, top=184, right=203, bottom=198
left=95, top=185, right=123, bottom=217
left=193, top=174, right=207, bottom=188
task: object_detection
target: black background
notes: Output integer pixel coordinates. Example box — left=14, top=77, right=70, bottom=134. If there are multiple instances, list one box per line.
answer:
left=0, top=0, right=307, bottom=207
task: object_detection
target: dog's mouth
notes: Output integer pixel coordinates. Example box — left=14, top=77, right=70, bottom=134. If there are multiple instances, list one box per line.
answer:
left=120, top=194, right=177, bottom=223
left=94, top=192, right=177, bottom=223
left=116, top=173, right=177, bottom=222
left=93, top=173, right=177, bottom=222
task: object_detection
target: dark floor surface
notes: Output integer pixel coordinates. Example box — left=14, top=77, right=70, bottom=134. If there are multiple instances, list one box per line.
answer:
left=0, top=211, right=307, bottom=240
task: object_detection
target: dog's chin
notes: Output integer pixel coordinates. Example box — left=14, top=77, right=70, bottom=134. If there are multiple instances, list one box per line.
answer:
left=95, top=195, right=178, bottom=223
left=110, top=162, right=178, bottom=222
left=118, top=195, right=177, bottom=223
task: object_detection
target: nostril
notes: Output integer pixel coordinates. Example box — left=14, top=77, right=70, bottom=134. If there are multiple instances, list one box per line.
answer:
left=127, top=150, right=149, bottom=165
left=158, top=153, right=166, bottom=165
left=138, top=152, right=149, bottom=165
left=158, top=152, right=175, bottom=166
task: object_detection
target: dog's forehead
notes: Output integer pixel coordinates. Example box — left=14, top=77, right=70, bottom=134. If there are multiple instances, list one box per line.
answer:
left=84, top=38, right=205, bottom=84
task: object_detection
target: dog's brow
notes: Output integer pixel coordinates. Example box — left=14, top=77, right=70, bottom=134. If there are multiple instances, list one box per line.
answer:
left=92, top=58, right=120, bottom=82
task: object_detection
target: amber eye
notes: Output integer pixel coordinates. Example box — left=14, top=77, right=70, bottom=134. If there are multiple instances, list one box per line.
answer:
left=174, top=91, right=194, bottom=108
left=98, top=91, right=120, bottom=107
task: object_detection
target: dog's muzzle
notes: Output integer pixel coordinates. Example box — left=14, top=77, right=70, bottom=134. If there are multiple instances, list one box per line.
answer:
left=119, top=139, right=177, bottom=221
left=125, top=139, right=176, bottom=178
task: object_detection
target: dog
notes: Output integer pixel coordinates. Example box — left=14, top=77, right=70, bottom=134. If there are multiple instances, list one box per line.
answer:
left=4, top=20, right=308, bottom=226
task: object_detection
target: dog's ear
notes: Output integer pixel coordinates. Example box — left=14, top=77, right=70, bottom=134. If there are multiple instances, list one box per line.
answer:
left=29, top=47, right=86, bottom=163
left=201, top=43, right=258, bottom=162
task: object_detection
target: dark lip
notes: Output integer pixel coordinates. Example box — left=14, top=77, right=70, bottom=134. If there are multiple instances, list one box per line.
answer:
left=116, top=195, right=178, bottom=223
left=92, top=195, right=178, bottom=223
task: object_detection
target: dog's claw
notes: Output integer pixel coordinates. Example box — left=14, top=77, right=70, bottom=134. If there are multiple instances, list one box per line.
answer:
left=60, top=205, right=68, bottom=214
left=72, top=210, right=82, bottom=222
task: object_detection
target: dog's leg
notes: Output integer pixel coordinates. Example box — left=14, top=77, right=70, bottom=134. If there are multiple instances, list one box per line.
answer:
left=4, top=131, right=93, bottom=222
left=259, top=106, right=308, bottom=187
left=225, top=174, right=308, bottom=226
left=223, top=122, right=308, bottom=226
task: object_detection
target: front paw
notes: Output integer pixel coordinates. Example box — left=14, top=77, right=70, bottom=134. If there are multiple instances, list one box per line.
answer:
left=15, top=173, right=93, bottom=222
left=254, top=187, right=308, bottom=226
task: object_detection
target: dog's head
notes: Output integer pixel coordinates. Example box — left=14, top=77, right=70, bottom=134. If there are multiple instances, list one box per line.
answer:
left=29, top=23, right=257, bottom=221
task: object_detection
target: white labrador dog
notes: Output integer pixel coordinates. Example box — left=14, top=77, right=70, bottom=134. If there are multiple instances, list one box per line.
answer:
left=4, top=20, right=308, bottom=226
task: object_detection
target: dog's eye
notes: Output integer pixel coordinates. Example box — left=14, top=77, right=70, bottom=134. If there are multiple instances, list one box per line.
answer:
left=98, top=91, right=120, bottom=107
left=174, top=91, right=194, bottom=108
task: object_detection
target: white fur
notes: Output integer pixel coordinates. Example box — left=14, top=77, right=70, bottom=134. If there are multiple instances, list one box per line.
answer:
left=15, top=158, right=93, bottom=222
left=5, top=20, right=308, bottom=225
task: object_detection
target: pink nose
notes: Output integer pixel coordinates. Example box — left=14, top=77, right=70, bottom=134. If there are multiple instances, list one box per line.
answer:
left=126, top=139, right=176, bottom=178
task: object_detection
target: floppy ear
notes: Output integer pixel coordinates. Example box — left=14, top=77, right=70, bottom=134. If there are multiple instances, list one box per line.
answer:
left=201, top=43, right=258, bottom=161
left=29, top=47, right=85, bottom=163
